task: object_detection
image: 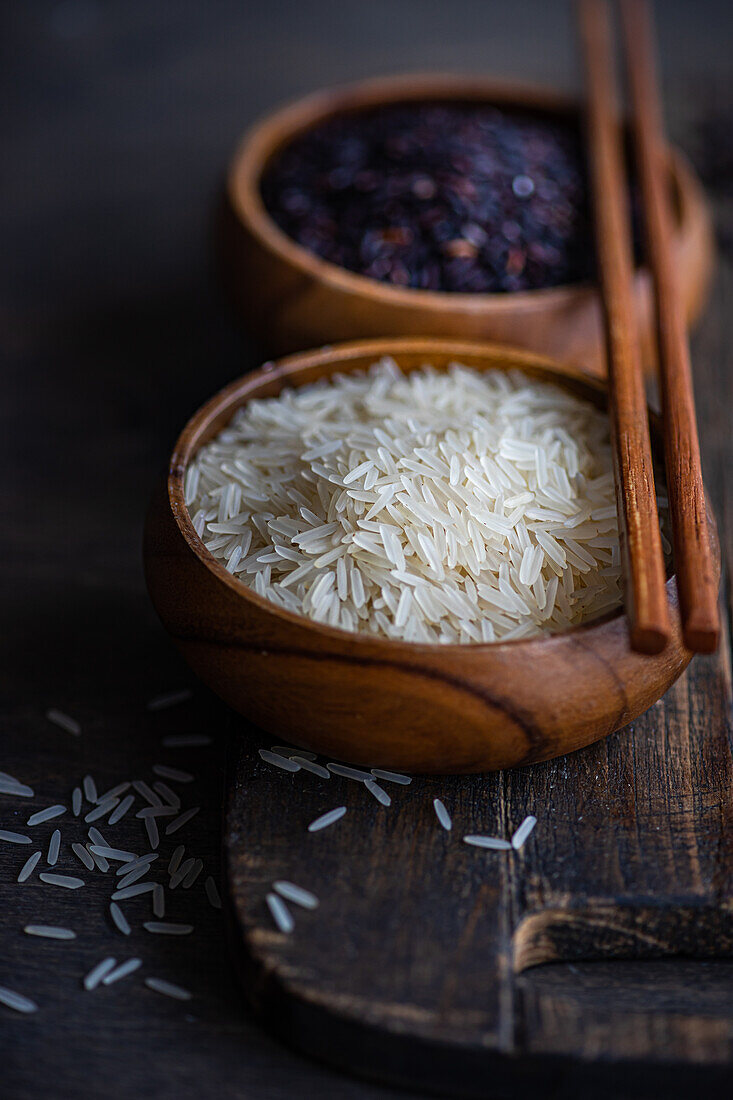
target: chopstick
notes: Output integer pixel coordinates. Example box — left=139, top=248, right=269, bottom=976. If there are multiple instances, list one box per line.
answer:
left=619, top=0, right=720, bottom=653
left=577, top=0, right=670, bottom=654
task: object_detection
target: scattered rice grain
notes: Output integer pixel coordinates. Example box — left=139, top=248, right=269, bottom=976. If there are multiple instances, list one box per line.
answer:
left=0, top=986, right=38, bottom=1013
left=205, top=876, right=222, bottom=910
left=145, top=977, right=192, bottom=1001
left=83, top=957, right=116, bottom=991
left=38, top=873, right=85, bottom=889
left=164, top=807, right=200, bottom=836
left=511, top=815, right=537, bottom=850
left=463, top=835, right=511, bottom=850
left=273, top=881, right=318, bottom=909
left=307, top=806, right=346, bottom=832
left=259, top=749, right=300, bottom=773
left=146, top=689, right=193, bottom=711
left=46, top=709, right=80, bottom=735
left=27, top=805, right=66, bottom=827
left=143, top=922, right=194, bottom=935
left=152, top=765, right=194, bottom=783
left=364, top=779, right=391, bottom=806
left=0, top=830, right=31, bottom=845
left=47, top=829, right=61, bottom=866
left=102, top=958, right=142, bottom=985
left=266, top=893, right=294, bottom=933
left=24, top=925, right=75, bottom=940
left=433, top=799, right=452, bottom=831
left=17, top=851, right=42, bottom=882
left=370, top=769, right=412, bottom=785
left=109, top=903, right=131, bottom=935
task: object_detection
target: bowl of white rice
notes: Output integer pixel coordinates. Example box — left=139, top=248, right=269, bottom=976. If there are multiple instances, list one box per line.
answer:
left=144, top=338, right=704, bottom=773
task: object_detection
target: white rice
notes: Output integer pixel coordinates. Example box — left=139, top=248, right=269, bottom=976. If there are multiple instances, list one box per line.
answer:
left=82, top=775, right=97, bottom=803
left=132, top=780, right=161, bottom=807
left=168, top=846, right=185, bottom=875
left=259, top=749, right=300, bottom=773
left=136, top=806, right=175, bottom=821
left=108, top=794, right=135, bottom=825
left=102, top=958, right=142, bottom=985
left=28, top=805, right=66, bottom=827
left=111, top=883, right=155, bottom=900
left=144, top=814, right=160, bottom=849
left=88, top=847, right=110, bottom=873
left=84, top=797, right=119, bottom=823
left=291, top=757, right=330, bottom=778
left=24, top=925, right=76, bottom=940
left=370, top=769, right=412, bottom=786
left=146, top=689, right=192, bottom=711
left=463, top=835, right=512, bottom=850
left=364, top=779, right=391, bottom=806
left=307, top=806, right=347, bottom=832
left=182, top=859, right=204, bottom=889
left=72, top=843, right=95, bottom=870
left=170, top=858, right=195, bottom=889
left=39, top=873, right=85, bottom=889
left=153, top=885, right=166, bottom=918
left=185, top=359, right=650, bottom=644
left=327, top=763, right=373, bottom=781
left=17, top=851, right=42, bottom=882
left=143, top=922, right=193, bottom=935
left=89, top=845, right=137, bottom=863
left=164, top=807, right=200, bottom=836
left=153, top=782, right=180, bottom=809
left=0, top=985, right=38, bottom=1013
left=98, top=782, right=131, bottom=802
left=0, top=779, right=34, bottom=798
left=72, top=788, right=82, bottom=816
left=109, top=902, right=131, bottom=935
left=266, top=892, right=294, bottom=933
left=0, top=830, right=31, bottom=845
left=145, top=976, right=192, bottom=1001
left=83, top=957, right=117, bottom=991
left=152, top=765, right=194, bottom=783
left=271, top=747, right=317, bottom=761
left=46, top=709, right=80, bottom=735
left=124, top=852, right=159, bottom=871
left=47, top=829, right=61, bottom=866
left=511, top=815, right=537, bottom=850
left=205, top=876, right=222, bottom=910
left=433, top=798, right=452, bottom=831
left=88, top=827, right=109, bottom=848
left=273, top=881, right=319, bottom=909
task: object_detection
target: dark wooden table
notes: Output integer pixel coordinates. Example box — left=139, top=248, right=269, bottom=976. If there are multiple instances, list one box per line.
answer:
left=2, top=2, right=731, bottom=1097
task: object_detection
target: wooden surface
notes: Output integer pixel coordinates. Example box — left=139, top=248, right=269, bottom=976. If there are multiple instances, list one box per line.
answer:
left=622, top=0, right=720, bottom=652
left=144, top=338, right=702, bottom=773
left=225, top=621, right=733, bottom=1095
left=579, top=0, right=670, bottom=653
left=2, top=1, right=732, bottom=1098
left=224, top=74, right=713, bottom=377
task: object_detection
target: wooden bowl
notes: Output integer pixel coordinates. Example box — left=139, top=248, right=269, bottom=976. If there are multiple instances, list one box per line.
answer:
left=143, top=338, right=716, bottom=774
left=222, top=74, right=714, bottom=377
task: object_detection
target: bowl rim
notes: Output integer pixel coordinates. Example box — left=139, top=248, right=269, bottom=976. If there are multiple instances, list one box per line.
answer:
left=168, top=336, right=672, bottom=655
left=227, top=71, right=690, bottom=312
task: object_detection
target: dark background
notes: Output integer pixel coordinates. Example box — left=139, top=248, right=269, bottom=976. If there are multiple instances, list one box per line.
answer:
left=2, top=2, right=732, bottom=1098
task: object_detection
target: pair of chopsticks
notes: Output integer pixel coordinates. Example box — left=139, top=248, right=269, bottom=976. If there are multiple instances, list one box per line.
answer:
left=578, top=0, right=719, bottom=654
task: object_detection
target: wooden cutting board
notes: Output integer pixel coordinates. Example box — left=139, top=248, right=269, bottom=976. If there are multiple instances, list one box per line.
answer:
left=224, top=636, right=733, bottom=1097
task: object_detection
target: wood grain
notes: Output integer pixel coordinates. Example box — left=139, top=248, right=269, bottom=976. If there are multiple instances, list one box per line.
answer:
left=222, top=73, right=714, bottom=377
left=578, top=0, right=670, bottom=652
left=143, top=338, right=711, bottom=774
left=225, top=626, right=733, bottom=1095
left=621, top=0, right=720, bottom=653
